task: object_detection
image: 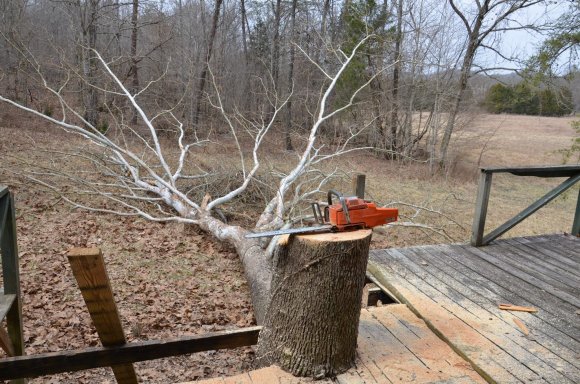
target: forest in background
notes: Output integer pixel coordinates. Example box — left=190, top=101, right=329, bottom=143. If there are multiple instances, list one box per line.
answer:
left=1, top=0, right=577, bottom=169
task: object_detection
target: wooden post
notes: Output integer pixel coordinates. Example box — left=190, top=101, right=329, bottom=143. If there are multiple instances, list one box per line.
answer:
left=352, top=174, right=366, bottom=198
left=256, top=230, right=373, bottom=378
left=0, top=187, right=26, bottom=384
left=572, top=187, right=580, bottom=237
left=67, top=248, right=138, bottom=384
left=471, top=171, right=492, bottom=246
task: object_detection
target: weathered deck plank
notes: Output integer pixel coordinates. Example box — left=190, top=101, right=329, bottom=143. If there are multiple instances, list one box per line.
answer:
left=503, top=238, right=580, bottom=278
left=402, top=245, right=580, bottom=372
left=368, top=234, right=580, bottom=384
left=371, top=249, right=547, bottom=383
left=440, top=244, right=579, bottom=334
left=399, top=246, right=579, bottom=380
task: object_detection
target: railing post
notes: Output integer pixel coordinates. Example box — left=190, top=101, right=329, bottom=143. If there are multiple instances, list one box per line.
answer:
left=471, top=170, right=493, bottom=246
left=0, top=187, right=26, bottom=384
left=572, top=187, right=580, bottom=237
left=352, top=174, right=366, bottom=199
left=67, top=248, right=138, bottom=384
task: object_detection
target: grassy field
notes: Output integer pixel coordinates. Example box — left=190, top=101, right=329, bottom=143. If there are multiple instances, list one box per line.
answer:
left=0, top=111, right=578, bottom=383
left=366, top=113, right=579, bottom=249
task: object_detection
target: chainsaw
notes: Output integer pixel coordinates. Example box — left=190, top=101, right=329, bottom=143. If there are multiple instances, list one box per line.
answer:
left=245, top=190, right=398, bottom=238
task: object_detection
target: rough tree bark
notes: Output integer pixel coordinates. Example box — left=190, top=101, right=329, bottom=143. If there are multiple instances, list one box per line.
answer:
left=256, top=230, right=373, bottom=378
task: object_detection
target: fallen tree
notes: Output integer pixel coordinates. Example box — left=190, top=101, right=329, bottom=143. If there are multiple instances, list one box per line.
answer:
left=0, top=31, right=388, bottom=377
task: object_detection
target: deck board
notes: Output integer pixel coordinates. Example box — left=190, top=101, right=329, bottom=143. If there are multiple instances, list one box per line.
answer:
left=189, top=305, right=484, bottom=384
left=401, top=245, right=580, bottom=370
left=368, top=234, right=580, bottom=384
left=187, top=234, right=577, bottom=384
left=503, top=239, right=580, bottom=278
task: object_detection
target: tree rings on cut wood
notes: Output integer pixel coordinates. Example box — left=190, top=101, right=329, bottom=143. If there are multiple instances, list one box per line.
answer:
left=256, top=229, right=372, bottom=378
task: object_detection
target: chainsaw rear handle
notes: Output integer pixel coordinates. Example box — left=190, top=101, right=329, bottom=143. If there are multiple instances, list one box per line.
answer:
left=311, top=190, right=351, bottom=225
left=327, top=189, right=351, bottom=224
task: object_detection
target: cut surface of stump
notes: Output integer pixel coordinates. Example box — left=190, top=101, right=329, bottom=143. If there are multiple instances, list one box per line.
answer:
left=256, top=229, right=372, bottom=378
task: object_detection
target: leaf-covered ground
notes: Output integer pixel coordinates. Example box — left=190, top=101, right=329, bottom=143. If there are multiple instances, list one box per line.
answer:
left=4, top=188, right=256, bottom=383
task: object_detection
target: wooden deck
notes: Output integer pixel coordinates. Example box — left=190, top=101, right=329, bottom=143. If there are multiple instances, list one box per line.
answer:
left=187, top=233, right=578, bottom=384
left=368, top=233, right=579, bottom=384
left=189, top=304, right=484, bottom=384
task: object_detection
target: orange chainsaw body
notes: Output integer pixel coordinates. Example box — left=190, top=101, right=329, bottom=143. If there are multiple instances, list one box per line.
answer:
left=327, top=197, right=398, bottom=230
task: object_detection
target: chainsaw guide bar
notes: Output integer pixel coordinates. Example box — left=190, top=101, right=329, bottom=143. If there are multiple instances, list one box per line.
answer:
left=245, top=225, right=334, bottom=238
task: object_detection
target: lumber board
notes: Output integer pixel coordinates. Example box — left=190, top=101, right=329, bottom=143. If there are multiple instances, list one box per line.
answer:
left=355, top=314, right=405, bottom=382
left=480, top=165, right=580, bottom=178
left=352, top=173, right=366, bottom=199
left=371, top=248, right=575, bottom=383
left=67, top=247, right=137, bottom=384
left=535, top=233, right=580, bottom=249
left=435, top=244, right=580, bottom=340
left=0, top=326, right=15, bottom=356
left=471, top=171, right=493, bottom=246
left=573, top=188, right=580, bottom=236
left=536, top=237, right=580, bottom=259
left=193, top=306, right=486, bottom=384
left=439, top=243, right=579, bottom=330
left=358, top=309, right=433, bottom=382
left=0, top=326, right=261, bottom=380
left=223, top=372, right=253, bottom=384
left=248, top=366, right=301, bottom=384
left=502, top=238, right=580, bottom=279
left=397, top=246, right=580, bottom=378
left=483, top=242, right=580, bottom=292
left=0, top=188, right=25, bottom=363
left=368, top=306, right=484, bottom=383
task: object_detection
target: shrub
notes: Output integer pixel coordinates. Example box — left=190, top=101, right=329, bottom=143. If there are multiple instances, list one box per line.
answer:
left=484, top=81, right=573, bottom=116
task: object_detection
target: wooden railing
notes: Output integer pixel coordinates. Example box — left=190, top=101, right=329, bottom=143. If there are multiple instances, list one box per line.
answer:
left=471, top=165, right=580, bottom=246
left=0, top=326, right=261, bottom=380
left=0, top=186, right=25, bottom=373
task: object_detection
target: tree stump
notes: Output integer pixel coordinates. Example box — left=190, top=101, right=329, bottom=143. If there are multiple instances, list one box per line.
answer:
left=256, top=229, right=372, bottom=378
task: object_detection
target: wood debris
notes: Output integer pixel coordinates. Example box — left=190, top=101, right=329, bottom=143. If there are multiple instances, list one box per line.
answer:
left=513, top=318, right=530, bottom=335
left=498, top=303, right=538, bottom=313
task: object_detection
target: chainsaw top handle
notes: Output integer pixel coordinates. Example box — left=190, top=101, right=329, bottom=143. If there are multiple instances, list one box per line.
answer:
left=327, top=189, right=351, bottom=224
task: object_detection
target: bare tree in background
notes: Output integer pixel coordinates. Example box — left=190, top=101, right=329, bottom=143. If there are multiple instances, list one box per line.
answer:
left=193, top=0, right=224, bottom=128
left=439, top=0, right=546, bottom=167
left=129, top=0, right=140, bottom=124
left=284, top=0, right=297, bottom=151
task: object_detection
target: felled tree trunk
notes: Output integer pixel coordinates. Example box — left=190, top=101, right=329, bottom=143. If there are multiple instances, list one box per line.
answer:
left=256, top=230, right=372, bottom=378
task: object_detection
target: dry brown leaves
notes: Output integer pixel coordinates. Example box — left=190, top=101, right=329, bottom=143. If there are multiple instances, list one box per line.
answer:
left=1, top=178, right=256, bottom=383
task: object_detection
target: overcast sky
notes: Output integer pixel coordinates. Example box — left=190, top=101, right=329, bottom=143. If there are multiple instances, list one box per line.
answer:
left=479, top=1, right=568, bottom=72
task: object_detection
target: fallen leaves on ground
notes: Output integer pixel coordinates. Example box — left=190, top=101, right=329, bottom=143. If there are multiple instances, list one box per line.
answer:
left=1, top=186, right=256, bottom=383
